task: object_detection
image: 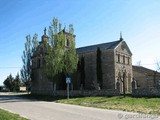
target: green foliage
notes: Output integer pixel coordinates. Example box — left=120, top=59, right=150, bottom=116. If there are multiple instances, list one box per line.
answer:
left=96, top=47, right=102, bottom=88
left=3, top=73, right=23, bottom=92
left=3, top=74, right=14, bottom=91
left=0, top=108, right=28, bottom=120
left=21, top=34, right=39, bottom=91
left=80, top=57, right=85, bottom=87
left=13, top=73, right=21, bottom=91
left=21, top=35, right=32, bottom=91
left=43, top=17, right=78, bottom=82
left=63, top=33, right=78, bottom=76
left=32, top=33, right=39, bottom=53
left=56, top=96, right=160, bottom=114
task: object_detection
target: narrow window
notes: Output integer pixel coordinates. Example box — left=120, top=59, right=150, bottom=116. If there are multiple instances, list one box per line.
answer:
left=38, top=59, right=41, bottom=68
left=123, top=55, right=125, bottom=64
left=128, top=57, right=130, bottom=65
left=118, top=54, right=120, bottom=63
left=137, top=81, right=140, bottom=87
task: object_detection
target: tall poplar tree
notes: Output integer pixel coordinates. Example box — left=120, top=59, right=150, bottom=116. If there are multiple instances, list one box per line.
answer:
left=80, top=56, right=85, bottom=88
left=21, top=34, right=39, bottom=92
left=43, top=18, right=78, bottom=85
left=63, top=24, right=78, bottom=76
left=96, top=47, right=102, bottom=89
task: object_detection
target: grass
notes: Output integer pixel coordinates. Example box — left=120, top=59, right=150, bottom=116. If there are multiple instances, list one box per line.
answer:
left=0, top=108, right=28, bottom=120
left=55, top=96, right=160, bottom=114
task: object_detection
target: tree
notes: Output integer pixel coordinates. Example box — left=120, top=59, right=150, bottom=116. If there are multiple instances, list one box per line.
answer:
left=156, top=60, right=160, bottom=72
left=13, top=73, right=21, bottom=92
left=43, top=17, right=78, bottom=88
left=136, top=60, right=142, bottom=66
left=80, top=56, right=85, bottom=88
left=63, top=25, right=78, bottom=76
left=122, top=71, right=126, bottom=97
left=21, top=34, right=39, bottom=92
left=32, top=33, right=39, bottom=53
left=3, top=74, right=14, bottom=91
left=118, top=67, right=126, bottom=97
left=96, top=47, right=102, bottom=89
left=21, top=35, right=32, bottom=92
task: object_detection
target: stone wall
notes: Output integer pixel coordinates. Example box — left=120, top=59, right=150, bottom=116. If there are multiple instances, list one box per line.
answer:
left=31, top=69, right=53, bottom=95
left=102, top=49, right=115, bottom=89
left=132, top=69, right=147, bottom=89
left=114, top=41, right=132, bottom=93
left=78, top=48, right=117, bottom=90
left=31, top=88, right=53, bottom=95
left=132, top=88, right=160, bottom=97
left=53, top=89, right=120, bottom=97
left=83, top=52, right=98, bottom=90
left=133, top=66, right=160, bottom=89
left=32, top=89, right=120, bottom=96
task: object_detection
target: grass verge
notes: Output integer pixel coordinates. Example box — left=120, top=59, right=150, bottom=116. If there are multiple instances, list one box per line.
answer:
left=0, top=108, right=28, bottom=120
left=55, top=96, right=160, bottom=114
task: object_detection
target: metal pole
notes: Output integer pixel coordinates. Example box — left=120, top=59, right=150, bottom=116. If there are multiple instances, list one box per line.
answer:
left=67, top=83, right=69, bottom=99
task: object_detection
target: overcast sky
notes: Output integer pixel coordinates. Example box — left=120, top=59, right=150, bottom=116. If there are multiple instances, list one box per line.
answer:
left=0, top=0, right=160, bottom=85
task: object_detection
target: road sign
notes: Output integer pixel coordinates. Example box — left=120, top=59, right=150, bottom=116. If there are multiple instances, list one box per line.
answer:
left=66, top=77, right=71, bottom=99
left=66, top=77, right=71, bottom=84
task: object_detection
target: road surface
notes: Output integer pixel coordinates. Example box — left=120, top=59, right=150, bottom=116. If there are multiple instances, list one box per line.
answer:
left=0, top=93, right=159, bottom=120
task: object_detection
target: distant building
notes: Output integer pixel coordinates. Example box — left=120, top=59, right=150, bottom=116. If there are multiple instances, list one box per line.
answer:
left=132, top=66, right=160, bottom=97
left=0, top=86, right=3, bottom=91
left=0, top=86, right=8, bottom=92
left=20, top=87, right=27, bottom=92
left=31, top=29, right=133, bottom=95
left=133, top=66, right=160, bottom=89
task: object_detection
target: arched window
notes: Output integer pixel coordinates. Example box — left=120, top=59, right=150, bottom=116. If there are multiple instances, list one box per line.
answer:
left=66, top=39, right=69, bottom=46
left=118, top=72, right=121, bottom=80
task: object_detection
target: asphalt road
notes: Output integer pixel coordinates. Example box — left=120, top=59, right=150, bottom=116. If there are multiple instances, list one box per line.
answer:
left=0, top=93, right=159, bottom=120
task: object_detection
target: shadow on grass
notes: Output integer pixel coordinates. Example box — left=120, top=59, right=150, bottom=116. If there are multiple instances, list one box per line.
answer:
left=21, top=94, right=71, bottom=102
left=0, top=94, right=32, bottom=103
left=20, top=93, right=160, bottom=102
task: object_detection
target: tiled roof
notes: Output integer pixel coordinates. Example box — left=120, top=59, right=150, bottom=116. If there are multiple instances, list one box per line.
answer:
left=76, top=40, right=122, bottom=54
left=133, top=65, right=160, bottom=76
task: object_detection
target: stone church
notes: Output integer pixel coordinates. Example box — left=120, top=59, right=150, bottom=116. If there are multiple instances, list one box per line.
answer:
left=31, top=29, right=133, bottom=95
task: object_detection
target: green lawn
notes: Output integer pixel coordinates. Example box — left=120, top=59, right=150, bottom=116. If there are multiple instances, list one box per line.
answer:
left=0, top=108, right=28, bottom=120
left=55, top=96, right=160, bottom=114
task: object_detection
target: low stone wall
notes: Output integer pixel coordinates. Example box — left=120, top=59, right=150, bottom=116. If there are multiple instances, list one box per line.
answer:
left=31, top=88, right=53, bottom=95
left=54, top=89, right=120, bottom=97
left=31, top=88, right=120, bottom=96
left=132, top=88, right=160, bottom=97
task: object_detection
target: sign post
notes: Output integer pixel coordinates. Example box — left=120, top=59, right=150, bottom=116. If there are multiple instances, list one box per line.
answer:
left=66, top=77, right=71, bottom=99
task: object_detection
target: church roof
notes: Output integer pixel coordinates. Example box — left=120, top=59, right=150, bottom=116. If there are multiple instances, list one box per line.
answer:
left=76, top=40, right=122, bottom=54
left=133, top=65, right=160, bottom=76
